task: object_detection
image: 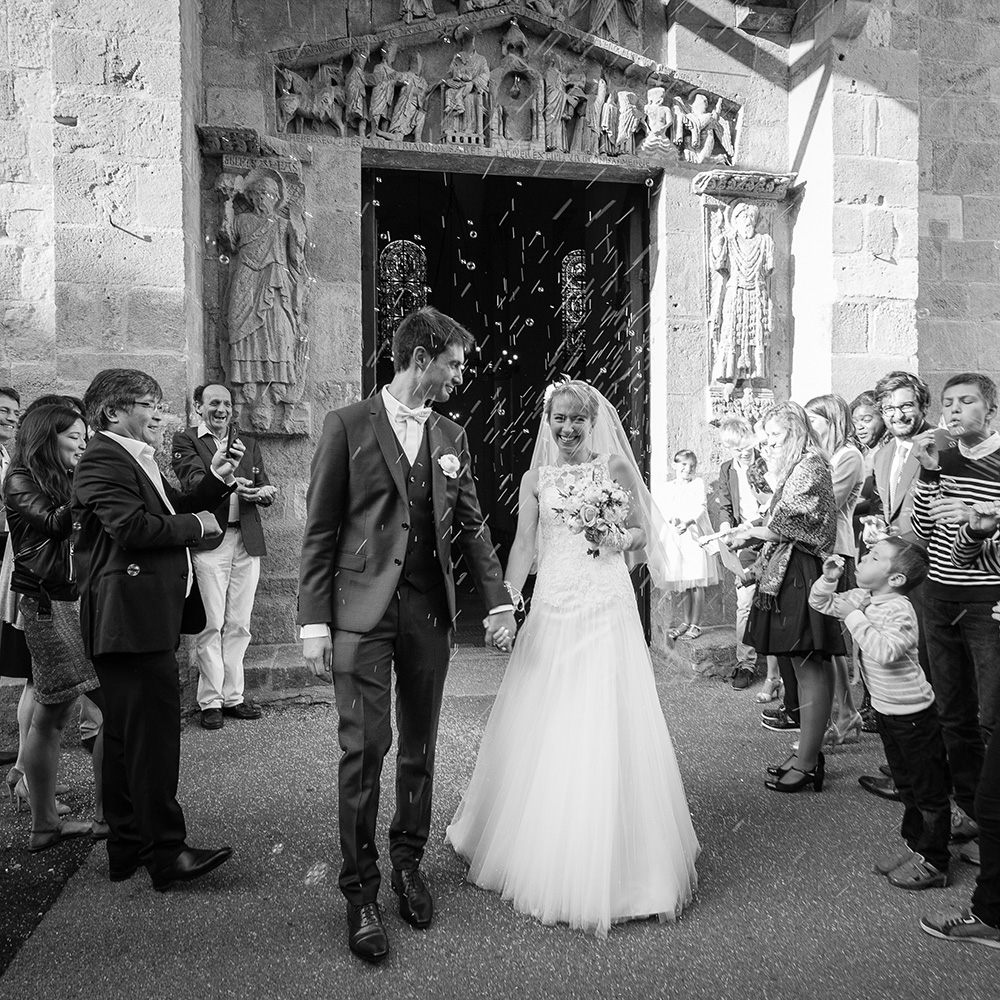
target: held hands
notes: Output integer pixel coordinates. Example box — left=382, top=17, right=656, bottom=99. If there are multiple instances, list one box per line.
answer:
left=211, top=436, right=246, bottom=481
left=822, top=554, right=845, bottom=582
left=484, top=611, right=517, bottom=652
left=303, top=635, right=334, bottom=682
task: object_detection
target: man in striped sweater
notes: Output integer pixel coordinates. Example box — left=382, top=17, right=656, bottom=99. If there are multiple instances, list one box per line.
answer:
left=810, top=540, right=951, bottom=890
left=911, top=372, right=1000, bottom=848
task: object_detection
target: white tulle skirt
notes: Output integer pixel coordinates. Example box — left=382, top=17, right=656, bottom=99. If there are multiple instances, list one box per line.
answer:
left=446, top=595, right=700, bottom=938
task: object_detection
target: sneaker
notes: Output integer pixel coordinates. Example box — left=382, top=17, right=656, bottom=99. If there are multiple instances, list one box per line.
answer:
left=874, top=846, right=918, bottom=876
left=761, top=703, right=785, bottom=721
left=920, top=907, right=1000, bottom=949
left=886, top=854, right=948, bottom=891
left=858, top=774, right=901, bottom=802
left=950, top=805, right=979, bottom=843
left=957, top=840, right=980, bottom=866
left=761, top=710, right=799, bottom=732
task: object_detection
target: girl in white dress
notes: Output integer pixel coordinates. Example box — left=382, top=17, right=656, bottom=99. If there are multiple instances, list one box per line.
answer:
left=660, top=450, right=720, bottom=640
left=446, top=380, right=699, bottom=938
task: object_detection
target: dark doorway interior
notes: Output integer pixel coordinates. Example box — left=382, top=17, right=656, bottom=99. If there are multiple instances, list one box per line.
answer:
left=361, top=170, right=650, bottom=635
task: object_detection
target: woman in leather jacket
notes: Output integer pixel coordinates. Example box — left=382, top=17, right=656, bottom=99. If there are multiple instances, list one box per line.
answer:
left=5, top=403, right=105, bottom=851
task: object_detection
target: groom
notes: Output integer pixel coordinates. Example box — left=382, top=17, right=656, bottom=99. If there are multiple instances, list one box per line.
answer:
left=299, top=307, right=517, bottom=963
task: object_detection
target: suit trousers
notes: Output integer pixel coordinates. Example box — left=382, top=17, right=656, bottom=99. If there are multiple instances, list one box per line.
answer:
left=93, top=649, right=187, bottom=874
left=331, top=580, right=451, bottom=906
left=192, top=528, right=261, bottom=710
left=735, top=582, right=758, bottom=667
left=972, top=720, right=1000, bottom=927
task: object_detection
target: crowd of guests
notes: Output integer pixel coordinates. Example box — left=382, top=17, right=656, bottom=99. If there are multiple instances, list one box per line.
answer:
left=701, top=370, right=999, bottom=946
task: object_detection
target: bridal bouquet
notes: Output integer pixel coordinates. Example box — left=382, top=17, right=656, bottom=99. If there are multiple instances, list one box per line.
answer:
left=554, top=473, right=632, bottom=558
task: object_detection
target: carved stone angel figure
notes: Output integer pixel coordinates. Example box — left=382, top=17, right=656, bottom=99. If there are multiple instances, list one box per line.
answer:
left=710, top=202, right=774, bottom=385
left=674, top=93, right=735, bottom=164
left=219, top=171, right=308, bottom=431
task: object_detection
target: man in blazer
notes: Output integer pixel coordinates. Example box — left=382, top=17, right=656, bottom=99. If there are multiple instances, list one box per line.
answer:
left=299, top=308, right=517, bottom=964
left=172, top=383, right=276, bottom=730
left=74, top=369, right=241, bottom=891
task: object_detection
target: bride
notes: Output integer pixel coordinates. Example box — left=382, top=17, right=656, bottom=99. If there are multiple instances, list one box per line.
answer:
left=446, top=379, right=699, bottom=937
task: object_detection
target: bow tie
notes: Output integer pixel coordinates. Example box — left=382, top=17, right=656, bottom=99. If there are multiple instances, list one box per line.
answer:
left=395, top=404, right=432, bottom=426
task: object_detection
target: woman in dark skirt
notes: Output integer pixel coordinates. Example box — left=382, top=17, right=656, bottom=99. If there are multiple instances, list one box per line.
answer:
left=4, top=404, right=105, bottom=850
left=727, top=402, right=842, bottom=793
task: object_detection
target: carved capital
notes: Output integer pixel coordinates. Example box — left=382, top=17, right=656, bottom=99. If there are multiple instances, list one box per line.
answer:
left=691, top=169, right=797, bottom=201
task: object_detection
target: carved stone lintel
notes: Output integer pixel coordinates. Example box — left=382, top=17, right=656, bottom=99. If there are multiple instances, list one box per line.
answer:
left=198, top=125, right=261, bottom=156
left=692, top=169, right=797, bottom=201
left=222, top=153, right=303, bottom=177
left=707, top=385, right=774, bottom=425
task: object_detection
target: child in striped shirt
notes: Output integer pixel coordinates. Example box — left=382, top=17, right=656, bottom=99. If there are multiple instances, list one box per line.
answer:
left=810, top=538, right=951, bottom=891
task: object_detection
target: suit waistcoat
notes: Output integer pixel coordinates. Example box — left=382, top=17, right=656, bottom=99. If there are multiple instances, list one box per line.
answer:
left=400, top=430, right=442, bottom=592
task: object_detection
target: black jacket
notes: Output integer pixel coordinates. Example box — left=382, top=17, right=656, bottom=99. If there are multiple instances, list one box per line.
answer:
left=4, top=468, right=77, bottom=605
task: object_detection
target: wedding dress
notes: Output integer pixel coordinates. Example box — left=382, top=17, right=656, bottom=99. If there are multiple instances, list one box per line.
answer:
left=446, top=455, right=700, bottom=937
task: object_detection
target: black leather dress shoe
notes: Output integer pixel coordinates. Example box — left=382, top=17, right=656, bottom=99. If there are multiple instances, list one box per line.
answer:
left=200, top=708, right=224, bottom=730
left=391, top=866, right=433, bottom=928
left=221, top=701, right=262, bottom=720
left=858, top=774, right=901, bottom=801
left=151, top=845, right=233, bottom=891
left=109, top=861, right=142, bottom=883
left=347, top=901, right=389, bottom=963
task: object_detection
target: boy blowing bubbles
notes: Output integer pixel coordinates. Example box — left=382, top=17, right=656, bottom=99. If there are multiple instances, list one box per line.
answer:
left=810, top=539, right=954, bottom=892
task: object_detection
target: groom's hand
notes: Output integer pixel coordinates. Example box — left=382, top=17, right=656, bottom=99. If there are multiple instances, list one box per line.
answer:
left=484, top=611, right=517, bottom=651
left=303, top=635, right=334, bottom=682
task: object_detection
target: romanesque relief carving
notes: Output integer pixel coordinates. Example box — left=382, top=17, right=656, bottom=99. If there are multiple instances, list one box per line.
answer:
left=709, top=202, right=774, bottom=387
left=708, top=385, right=774, bottom=427
left=441, top=25, right=490, bottom=143
left=586, top=0, right=639, bottom=43
left=216, top=167, right=310, bottom=434
left=400, top=0, right=436, bottom=24
left=691, top=169, right=796, bottom=201
left=269, top=14, right=740, bottom=165
left=489, top=21, right=544, bottom=149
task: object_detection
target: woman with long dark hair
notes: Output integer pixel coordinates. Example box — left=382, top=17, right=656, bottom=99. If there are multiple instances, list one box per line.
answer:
left=727, top=402, right=843, bottom=792
left=4, top=403, right=105, bottom=850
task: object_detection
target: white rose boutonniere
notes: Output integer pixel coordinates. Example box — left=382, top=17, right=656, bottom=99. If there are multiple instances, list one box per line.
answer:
left=438, top=453, right=461, bottom=479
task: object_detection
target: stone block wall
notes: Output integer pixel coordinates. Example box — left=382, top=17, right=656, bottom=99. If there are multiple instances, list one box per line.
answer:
left=917, top=0, right=1000, bottom=403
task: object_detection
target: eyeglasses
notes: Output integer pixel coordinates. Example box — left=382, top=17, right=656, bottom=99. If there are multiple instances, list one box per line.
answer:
left=880, top=403, right=917, bottom=416
left=132, top=400, right=167, bottom=414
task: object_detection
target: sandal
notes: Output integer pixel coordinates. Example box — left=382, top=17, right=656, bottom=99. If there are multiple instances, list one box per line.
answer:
left=28, top=819, right=94, bottom=854
left=684, top=625, right=703, bottom=639
left=667, top=624, right=689, bottom=640
left=755, top=677, right=782, bottom=703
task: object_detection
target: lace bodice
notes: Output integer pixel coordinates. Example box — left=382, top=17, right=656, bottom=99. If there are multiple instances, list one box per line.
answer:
left=533, top=456, right=636, bottom=610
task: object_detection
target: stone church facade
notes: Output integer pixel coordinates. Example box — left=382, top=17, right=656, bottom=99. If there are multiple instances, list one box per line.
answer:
left=1, top=0, right=998, bottom=657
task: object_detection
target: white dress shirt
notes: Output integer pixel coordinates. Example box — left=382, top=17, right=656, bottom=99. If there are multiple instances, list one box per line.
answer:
left=0, top=445, right=9, bottom=534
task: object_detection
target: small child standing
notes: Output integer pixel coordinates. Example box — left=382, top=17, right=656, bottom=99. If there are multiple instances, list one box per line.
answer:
left=809, top=538, right=951, bottom=891
left=661, top=449, right=719, bottom=640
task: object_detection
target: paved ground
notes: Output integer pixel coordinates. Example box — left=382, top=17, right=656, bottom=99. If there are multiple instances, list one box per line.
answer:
left=1, top=646, right=997, bottom=1000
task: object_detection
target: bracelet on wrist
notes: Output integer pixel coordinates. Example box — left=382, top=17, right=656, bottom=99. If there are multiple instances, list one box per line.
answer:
left=503, top=581, right=525, bottom=613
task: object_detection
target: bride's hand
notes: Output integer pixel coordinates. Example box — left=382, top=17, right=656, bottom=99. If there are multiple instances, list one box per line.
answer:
left=583, top=525, right=608, bottom=545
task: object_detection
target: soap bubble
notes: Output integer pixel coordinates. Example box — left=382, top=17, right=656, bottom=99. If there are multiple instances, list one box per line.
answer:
left=218, top=254, right=230, bottom=264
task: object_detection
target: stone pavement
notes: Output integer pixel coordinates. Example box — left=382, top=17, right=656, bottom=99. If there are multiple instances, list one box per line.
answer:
left=1, top=645, right=997, bottom=1000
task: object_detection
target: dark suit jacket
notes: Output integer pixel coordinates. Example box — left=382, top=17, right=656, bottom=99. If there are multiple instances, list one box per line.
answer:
left=298, top=395, right=507, bottom=634
left=871, top=420, right=930, bottom=541
left=170, top=427, right=271, bottom=557
left=73, top=433, right=234, bottom=658
left=717, top=453, right=768, bottom=569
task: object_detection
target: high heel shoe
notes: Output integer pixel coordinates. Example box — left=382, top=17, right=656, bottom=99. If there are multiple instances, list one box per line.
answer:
left=755, top=677, right=782, bottom=703
left=767, top=750, right=824, bottom=779
left=824, top=715, right=863, bottom=746
left=28, top=819, right=93, bottom=853
left=13, top=777, right=71, bottom=816
left=765, top=754, right=825, bottom=793
left=5, top=765, right=23, bottom=809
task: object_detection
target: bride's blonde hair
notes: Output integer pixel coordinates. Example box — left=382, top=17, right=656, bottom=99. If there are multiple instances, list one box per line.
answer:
left=543, top=379, right=599, bottom=422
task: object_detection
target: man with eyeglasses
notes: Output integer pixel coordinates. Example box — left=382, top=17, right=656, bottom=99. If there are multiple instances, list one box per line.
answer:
left=74, top=369, right=243, bottom=891
left=0, top=386, right=21, bottom=558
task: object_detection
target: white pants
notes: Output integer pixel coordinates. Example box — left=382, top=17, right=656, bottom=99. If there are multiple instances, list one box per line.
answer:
left=192, top=529, right=261, bottom=710
left=735, top=582, right=758, bottom=667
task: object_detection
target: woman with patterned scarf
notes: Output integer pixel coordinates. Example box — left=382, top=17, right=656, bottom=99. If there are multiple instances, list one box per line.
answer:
left=727, top=402, right=844, bottom=793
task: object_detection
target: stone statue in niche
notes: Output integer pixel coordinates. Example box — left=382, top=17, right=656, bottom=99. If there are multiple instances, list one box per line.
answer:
left=710, top=201, right=774, bottom=387
left=276, top=64, right=346, bottom=135
left=344, top=43, right=372, bottom=134
left=674, top=93, right=735, bottom=164
left=640, top=87, right=674, bottom=157
left=441, top=25, right=490, bottom=142
left=489, top=20, right=543, bottom=148
left=217, top=170, right=309, bottom=433
left=543, top=53, right=569, bottom=152
left=368, top=42, right=400, bottom=137
left=385, top=52, right=429, bottom=141
left=599, top=85, right=618, bottom=155
left=614, top=91, right=643, bottom=156
left=563, top=69, right=588, bottom=151
left=572, top=76, right=606, bottom=155
left=400, top=0, right=436, bottom=24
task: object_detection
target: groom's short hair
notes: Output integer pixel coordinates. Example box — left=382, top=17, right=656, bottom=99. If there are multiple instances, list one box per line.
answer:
left=392, top=307, right=475, bottom=371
